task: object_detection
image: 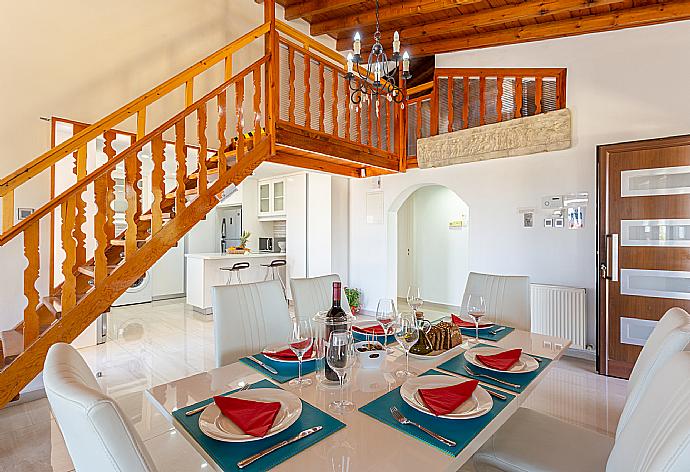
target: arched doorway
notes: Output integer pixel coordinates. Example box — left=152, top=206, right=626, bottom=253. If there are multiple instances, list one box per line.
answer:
left=387, top=184, right=469, bottom=311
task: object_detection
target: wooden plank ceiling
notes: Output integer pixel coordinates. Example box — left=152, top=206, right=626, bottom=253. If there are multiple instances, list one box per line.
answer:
left=274, top=0, right=690, bottom=57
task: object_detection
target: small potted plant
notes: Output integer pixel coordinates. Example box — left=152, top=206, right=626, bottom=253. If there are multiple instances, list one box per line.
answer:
left=345, top=287, right=362, bottom=316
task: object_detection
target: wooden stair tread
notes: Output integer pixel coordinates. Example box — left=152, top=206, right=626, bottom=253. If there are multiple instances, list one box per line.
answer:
left=77, top=264, right=120, bottom=278
left=139, top=213, right=173, bottom=221
left=0, top=329, right=23, bottom=363
left=110, top=239, right=148, bottom=246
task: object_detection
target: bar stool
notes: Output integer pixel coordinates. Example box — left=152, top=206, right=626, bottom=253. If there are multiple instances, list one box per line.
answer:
left=261, top=259, right=287, bottom=297
left=220, top=262, right=250, bottom=285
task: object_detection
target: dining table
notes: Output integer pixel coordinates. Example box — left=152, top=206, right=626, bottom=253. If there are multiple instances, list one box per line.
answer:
left=145, top=321, right=571, bottom=471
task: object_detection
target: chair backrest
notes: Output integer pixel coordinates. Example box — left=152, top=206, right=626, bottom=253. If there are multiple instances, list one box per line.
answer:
left=461, top=272, right=531, bottom=331
left=44, top=343, right=157, bottom=472
left=290, top=274, right=352, bottom=321
left=616, top=307, right=690, bottom=438
left=607, top=351, right=690, bottom=471
left=212, top=280, right=292, bottom=367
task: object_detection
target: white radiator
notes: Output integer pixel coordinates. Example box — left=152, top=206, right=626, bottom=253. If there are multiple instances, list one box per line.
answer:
left=530, top=284, right=587, bottom=350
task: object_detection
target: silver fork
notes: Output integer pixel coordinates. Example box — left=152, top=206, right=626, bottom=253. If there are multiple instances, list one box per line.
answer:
left=185, top=383, right=251, bottom=416
left=464, top=365, right=521, bottom=390
left=390, top=406, right=456, bottom=447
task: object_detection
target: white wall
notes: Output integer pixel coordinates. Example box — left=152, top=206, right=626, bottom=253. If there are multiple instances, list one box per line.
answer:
left=349, top=20, right=690, bottom=349
left=331, top=176, right=350, bottom=284
left=396, top=186, right=469, bottom=306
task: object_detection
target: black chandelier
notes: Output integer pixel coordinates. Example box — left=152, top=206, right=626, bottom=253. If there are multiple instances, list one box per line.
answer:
left=345, top=0, right=411, bottom=109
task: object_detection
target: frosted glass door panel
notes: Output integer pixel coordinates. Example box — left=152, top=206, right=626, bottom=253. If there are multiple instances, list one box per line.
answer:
left=621, top=219, right=690, bottom=247
left=620, top=269, right=690, bottom=300
left=621, top=165, right=690, bottom=197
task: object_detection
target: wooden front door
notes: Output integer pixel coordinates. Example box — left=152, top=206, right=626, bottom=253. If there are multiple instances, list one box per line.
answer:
left=598, top=136, right=690, bottom=378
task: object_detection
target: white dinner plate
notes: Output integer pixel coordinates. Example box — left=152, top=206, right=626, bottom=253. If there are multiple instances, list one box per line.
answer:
left=262, top=345, right=318, bottom=364
left=464, top=347, right=539, bottom=374
left=400, top=375, right=493, bottom=420
left=198, top=388, right=302, bottom=442
left=352, top=321, right=390, bottom=338
left=446, top=317, right=495, bottom=330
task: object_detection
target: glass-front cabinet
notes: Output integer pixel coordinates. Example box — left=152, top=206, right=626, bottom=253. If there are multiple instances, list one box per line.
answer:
left=257, top=177, right=287, bottom=219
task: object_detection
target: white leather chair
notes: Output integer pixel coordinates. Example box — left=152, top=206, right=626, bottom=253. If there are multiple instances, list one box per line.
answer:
left=212, top=280, right=292, bottom=368
left=461, top=272, right=531, bottom=331
left=44, top=343, right=157, bottom=472
left=469, top=307, right=690, bottom=472
left=290, top=274, right=352, bottom=321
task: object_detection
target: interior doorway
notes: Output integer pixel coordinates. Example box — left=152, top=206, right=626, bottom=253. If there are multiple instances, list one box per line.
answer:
left=395, top=185, right=469, bottom=309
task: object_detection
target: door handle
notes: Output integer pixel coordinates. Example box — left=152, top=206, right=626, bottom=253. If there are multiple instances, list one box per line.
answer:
left=603, top=234, right=619, bottom=282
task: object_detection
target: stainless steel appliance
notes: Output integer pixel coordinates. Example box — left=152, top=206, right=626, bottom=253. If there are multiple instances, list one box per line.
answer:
left=259, top=237, right=273, bottom=252
left=219, top=207, right=242, bottom=253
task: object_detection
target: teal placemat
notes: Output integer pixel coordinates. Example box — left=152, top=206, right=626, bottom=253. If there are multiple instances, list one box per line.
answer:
left=437, top=344, right=551, bottom=393
left=459, top=325, right=514, bottom=342
left=172, top=379, right=345, bottom=471
left=352, top=330, right=396, bottom=345
left=239, top=354, right=316, bottom=384
left=358, top=369, right=515, bottom=457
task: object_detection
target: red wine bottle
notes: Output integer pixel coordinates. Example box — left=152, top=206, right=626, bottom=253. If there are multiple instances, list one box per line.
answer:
left=325, top=281, right=347, bottom=381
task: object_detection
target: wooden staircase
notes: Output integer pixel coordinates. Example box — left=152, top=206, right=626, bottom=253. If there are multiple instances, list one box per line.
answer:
left=0, top=2, right=409, bottom=407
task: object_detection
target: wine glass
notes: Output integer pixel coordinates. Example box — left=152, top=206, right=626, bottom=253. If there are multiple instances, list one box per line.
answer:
left=466, top=294, right=487, bottom=346
left=376, top=298, right=397, bottom=352
left=406, top=286, right=423, bottom=315
left=288, top=318, right=314, bottom=387
left=326, top=330, right=356, bottom=413
left=394, top=313, right=419, bottom=378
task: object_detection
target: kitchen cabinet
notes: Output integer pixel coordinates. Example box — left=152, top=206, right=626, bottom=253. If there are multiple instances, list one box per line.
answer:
left=258, top=177, right=286, bottom=220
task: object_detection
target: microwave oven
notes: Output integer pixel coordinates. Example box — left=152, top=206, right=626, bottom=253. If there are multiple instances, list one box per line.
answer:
left=258, top=237, right=273, bottom=252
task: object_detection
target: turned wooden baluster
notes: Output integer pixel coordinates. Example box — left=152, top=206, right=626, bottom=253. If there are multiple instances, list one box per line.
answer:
left=376, top=99, right=382, bottom=150
left=61, top=197, right=77, bottom=312
left=367, top=98, right=373, bottom=146
left=356, top=100, right=362, bottom=144
left=151, top=134, right=165, bottom=234
left=93, top=175, right=109, bottom=288
left=344, top=78, right=351, bottom=141
left=175, top=121, right=187, bottom=213
left=102, top=131, right=117, bottom=241
left=288, top=47, right=296, bottom=123
left=23, top=221, right=40, bottom=347
left=73, top=144, right=87, bottom=268
left=416, top=100, right=422, bottom=140
left=382, top=98, right=388, bottom=151
left=319, top=63, right=325, bottom=133
left=304, top=54, right=311, bottom=128
left=462, top=77, right=470, bottom=129
left=479, top=77, right=486, bottom=126
left=448, top=78, right=455, bottom=133
left=496, top=76, right=504, bottom=123
left=515, top=76, right=523, bottom=118
left=124, top=147, right=140, bottom=259
left=236, top=80, right=245, bottom=162
left=535, top=77, right=543, bottom=114
left=197, top=104, right=208, bottom=196
left=332, top=69, right=339, bottom=137
left=217, top=91, right=228, bottom=175
left=253, top=66, right=262, bottom=147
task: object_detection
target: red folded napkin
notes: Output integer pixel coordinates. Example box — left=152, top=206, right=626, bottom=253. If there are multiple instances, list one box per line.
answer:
left=451, top=314, right=492, bottom=328
left=418, top=379, right=479, bottom=416
left=353, top=324, right=386, bottom=335
left=263, top=345, right=314, bottom=361
left=213, top=395, right=281, bottom=437
left=476, top=348, right=522, bottom=371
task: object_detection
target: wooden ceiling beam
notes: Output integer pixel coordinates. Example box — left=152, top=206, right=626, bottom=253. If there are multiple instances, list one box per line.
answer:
left=335, top=0, right=624, bottom=50
left=405, top=1, right=690, bottom=56
left=284, top=0, right=367, bottom=21
left=311, top=0, right=482, bottom=37
left=270, top=152, right=362, bottom=177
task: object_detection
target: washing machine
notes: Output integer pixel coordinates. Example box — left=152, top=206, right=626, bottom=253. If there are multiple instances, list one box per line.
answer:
left=112, top=270, right=153, bottom=307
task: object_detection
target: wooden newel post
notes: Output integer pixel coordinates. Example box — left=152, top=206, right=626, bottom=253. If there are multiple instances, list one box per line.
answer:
left=265, top=0, right=278, bottom=155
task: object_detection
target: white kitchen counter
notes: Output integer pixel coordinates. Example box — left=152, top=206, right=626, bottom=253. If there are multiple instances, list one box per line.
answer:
left=185, top=252, right=286, bottom=315
left=185, top=252, right=286, bottom=260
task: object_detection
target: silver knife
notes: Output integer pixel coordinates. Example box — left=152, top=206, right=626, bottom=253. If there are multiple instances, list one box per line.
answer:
left=248, top=355, right=278, bottom=375
left=237, top=426, right=322, bottom=469
left=489, top=326, right=506, bottom=335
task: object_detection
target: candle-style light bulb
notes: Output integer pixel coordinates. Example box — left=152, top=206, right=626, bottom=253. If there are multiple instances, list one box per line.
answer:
left=375, top=62, right=381, bottom=83
left=347, top=53, right=354, bottom=73
left=353, top=32, right=361, bottom=55
left=402, top=51, right=410, bottom=72
left=393, top=31, right=400, bottom=54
